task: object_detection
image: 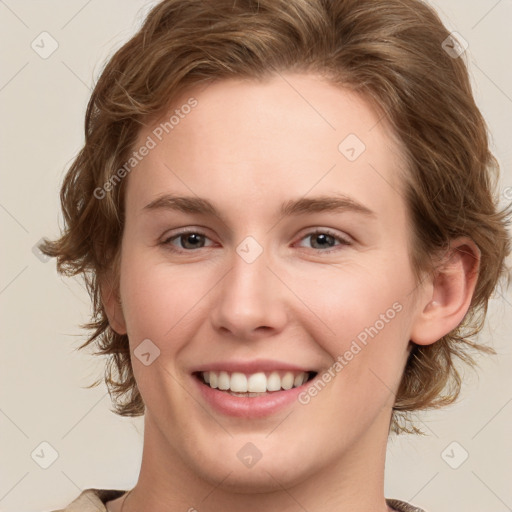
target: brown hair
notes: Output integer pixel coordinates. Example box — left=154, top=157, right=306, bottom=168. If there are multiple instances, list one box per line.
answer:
left=41, top=0, right=511, bottom=434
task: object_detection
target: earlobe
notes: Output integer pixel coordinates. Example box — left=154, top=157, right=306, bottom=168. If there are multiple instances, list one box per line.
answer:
left=410, top=238, right=480, bottom=346
left=101, top=277, right=127, bottom=335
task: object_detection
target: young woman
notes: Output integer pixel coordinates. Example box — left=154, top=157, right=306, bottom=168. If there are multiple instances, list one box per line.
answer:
left=42, top=1, right=510, bottom=511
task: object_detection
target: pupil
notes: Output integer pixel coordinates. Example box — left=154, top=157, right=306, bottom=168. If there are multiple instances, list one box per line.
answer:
left=314, top=233, right=334, bottom=248
left=183, top=233, right=203, bottom=249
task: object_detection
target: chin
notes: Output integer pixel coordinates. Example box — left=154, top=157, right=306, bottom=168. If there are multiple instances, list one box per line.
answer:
left=183, top=441, right=317, bottom=494
left=200, top=463, right=304, bottom=494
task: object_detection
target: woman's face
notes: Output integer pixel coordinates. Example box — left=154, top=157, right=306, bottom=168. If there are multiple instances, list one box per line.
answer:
left=115, top=73, right=428, bottom=491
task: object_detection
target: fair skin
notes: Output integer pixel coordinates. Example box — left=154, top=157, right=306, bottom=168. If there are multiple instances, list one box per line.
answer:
left=103, top=73, right=478, bottom=512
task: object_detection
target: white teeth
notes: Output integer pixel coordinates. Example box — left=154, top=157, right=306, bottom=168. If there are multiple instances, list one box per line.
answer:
left=266, top=372, right=281, bottom=391
left=247, top=372, right=267, bottom=392
left=294, top=373, right=305, bottom=387
left=230, top=372, right=247, bottom=392
left=281, top=372, right=294, bottom=390
left=200, top=370, right=310, bottom=393
left=218, top=371, right=230, bottom=390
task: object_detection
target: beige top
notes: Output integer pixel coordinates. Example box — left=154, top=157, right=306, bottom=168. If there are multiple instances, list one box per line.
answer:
left=50, top=488, right=427, bottom=512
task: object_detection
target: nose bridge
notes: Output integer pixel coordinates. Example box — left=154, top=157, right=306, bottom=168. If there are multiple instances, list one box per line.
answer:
left=210, top=237, right=287, bottom=338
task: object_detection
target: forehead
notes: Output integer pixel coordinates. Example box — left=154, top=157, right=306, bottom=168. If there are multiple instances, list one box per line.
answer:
left=127, top=74, right=407, bottom=220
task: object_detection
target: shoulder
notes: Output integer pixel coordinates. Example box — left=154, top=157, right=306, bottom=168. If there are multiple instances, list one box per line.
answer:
left=48, top=489, right=127, bottom=512
left=51, top=491, right=423, bottom=512
left=386, top=498, right=428, bottom=512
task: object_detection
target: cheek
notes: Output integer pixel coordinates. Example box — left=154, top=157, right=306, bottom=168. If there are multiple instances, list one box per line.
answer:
left=118, top=250, right=171, bottom=338
left=293, top=256, right=415, bottom=402
left=292, top=255, right=413, bottom=343
left=118, top=247, right=215, bottom=345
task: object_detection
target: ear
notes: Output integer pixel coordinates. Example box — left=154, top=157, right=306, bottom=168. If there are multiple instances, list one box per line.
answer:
left=410, top=238, right=480, bottom=346
left=100, top=273, right=127, bottom=335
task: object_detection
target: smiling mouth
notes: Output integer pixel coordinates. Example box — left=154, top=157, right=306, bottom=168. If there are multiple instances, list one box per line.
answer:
left=194, top=370, right=318, bottom=396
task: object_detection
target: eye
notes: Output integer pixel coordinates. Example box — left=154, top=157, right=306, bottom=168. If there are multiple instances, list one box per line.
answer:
left=161, top=230, right=214, bottom=251
left=160, top=228, right=352, bottom=254
left=296, top=229, right=352, bottom=253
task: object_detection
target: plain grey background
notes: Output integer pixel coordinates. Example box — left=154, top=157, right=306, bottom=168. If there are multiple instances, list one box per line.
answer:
left=1, top=1, right=511, bottom=511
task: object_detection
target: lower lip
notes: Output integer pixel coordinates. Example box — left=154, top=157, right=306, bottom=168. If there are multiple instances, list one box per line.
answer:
left=193, top=375, right=310, bottom=418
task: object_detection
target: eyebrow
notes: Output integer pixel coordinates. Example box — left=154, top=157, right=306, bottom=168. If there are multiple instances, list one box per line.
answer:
left=143, top=193, right=375, bottom=221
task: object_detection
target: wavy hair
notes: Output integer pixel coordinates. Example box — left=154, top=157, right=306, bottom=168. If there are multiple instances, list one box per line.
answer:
left=41, top=0, right=511, bottom=434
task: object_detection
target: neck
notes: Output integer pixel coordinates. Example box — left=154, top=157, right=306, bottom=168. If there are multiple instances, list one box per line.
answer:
left=124, top=412, right=393, bottom=512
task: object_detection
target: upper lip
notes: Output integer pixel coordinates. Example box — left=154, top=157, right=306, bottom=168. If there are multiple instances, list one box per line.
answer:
left=192, top=359, right=314, bottom=374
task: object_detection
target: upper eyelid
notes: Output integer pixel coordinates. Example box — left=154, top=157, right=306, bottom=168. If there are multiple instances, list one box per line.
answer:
left=161, top=228, right=214, bottom=243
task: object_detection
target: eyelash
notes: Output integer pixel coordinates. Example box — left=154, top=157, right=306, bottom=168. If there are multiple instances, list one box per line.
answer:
left=160, top=228, right=352, bottom=254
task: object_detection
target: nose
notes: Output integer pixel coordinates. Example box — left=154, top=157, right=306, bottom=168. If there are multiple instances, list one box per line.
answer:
left=210, top=244, right=288, bottom=341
